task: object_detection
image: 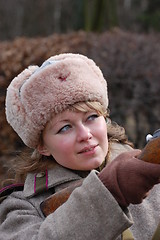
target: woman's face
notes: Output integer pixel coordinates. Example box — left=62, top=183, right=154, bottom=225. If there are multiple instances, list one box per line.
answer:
left=39, top=109, right=108, bottom=171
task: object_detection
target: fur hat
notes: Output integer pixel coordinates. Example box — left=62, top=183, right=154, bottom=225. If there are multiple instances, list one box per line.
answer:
left=5, top=53, right=108, bottom=148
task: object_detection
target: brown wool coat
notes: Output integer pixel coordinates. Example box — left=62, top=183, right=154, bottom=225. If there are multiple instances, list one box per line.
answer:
left=0, top=143, right=159, bottom=240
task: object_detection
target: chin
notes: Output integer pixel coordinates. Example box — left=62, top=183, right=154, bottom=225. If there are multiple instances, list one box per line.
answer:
left=90, top=160, right=104, bottom=170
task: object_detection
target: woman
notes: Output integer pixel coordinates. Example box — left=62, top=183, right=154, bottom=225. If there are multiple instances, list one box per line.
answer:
left=0, top=53, right=160, bottom=239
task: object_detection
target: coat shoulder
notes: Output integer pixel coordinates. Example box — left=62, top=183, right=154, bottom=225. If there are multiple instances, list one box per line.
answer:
left=109, top=142, right=133, bottom=162
left=0, top=183, right=24, bottom=203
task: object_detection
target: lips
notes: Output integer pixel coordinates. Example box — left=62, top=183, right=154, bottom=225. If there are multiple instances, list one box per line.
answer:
left=78, top=144, right=98, bottom=154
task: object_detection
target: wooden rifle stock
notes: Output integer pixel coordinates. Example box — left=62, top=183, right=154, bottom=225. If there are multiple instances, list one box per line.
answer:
left=40, top=129, right=160, bottom=217
left=40, top=179, right=83, bottom=217
left=137, top=129, right=160, bottom=164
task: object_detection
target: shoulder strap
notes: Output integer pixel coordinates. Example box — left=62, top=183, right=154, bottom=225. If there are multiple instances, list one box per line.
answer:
left=0, top=183, right=24, bottom=203
left=34, top=170, right=48, bottom=194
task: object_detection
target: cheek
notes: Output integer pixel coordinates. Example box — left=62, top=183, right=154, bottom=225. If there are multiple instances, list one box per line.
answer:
left=96, top=119, right=108, bottom=150
left=96, top=118, right=107, bottom=139
left=51, top=136, right=75, bottom=155
left=50, top=137, right=76, bottom=167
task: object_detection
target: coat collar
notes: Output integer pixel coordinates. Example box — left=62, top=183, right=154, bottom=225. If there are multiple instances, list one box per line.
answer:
left=23, top=142, right=132, bottom=198
left=23, top=163, right=81, bottom=198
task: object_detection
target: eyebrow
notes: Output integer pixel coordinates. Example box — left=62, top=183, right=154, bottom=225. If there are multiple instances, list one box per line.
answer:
left=48, top=118, right=69, bottom=129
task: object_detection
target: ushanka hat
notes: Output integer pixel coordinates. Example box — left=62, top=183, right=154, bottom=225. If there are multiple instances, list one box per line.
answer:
left=5, top=53, right=108, bottom=148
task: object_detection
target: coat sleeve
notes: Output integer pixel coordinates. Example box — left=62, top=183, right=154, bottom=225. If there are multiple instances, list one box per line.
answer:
left=0, top=171, right=133, bottom=240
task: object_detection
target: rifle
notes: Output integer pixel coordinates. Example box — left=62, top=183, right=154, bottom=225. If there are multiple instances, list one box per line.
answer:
left=40, top=129, right=160, bottom=217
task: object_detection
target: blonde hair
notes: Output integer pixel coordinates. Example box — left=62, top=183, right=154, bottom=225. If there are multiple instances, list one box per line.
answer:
left=5, top=101, right=133, bottom=184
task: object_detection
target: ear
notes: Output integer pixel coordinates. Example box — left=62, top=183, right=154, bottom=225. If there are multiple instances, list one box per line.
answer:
left=37, top=144, right=51, bottom=156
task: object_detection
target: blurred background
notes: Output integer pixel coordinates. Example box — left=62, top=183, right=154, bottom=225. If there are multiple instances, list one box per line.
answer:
left=0, top=0, right=160, bottom=185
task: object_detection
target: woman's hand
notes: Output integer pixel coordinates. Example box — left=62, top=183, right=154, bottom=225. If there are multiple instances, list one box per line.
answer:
left=98, top=150, right=160, bottom=208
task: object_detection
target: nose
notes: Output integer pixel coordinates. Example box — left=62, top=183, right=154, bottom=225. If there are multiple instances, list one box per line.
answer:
left=76, top=124, right=92, bottom=142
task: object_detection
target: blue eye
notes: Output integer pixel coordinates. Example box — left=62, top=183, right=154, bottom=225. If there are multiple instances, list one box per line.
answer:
left=87, top=114, right=99, bottom=121
left=57, top=125, right=71, bottom=134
